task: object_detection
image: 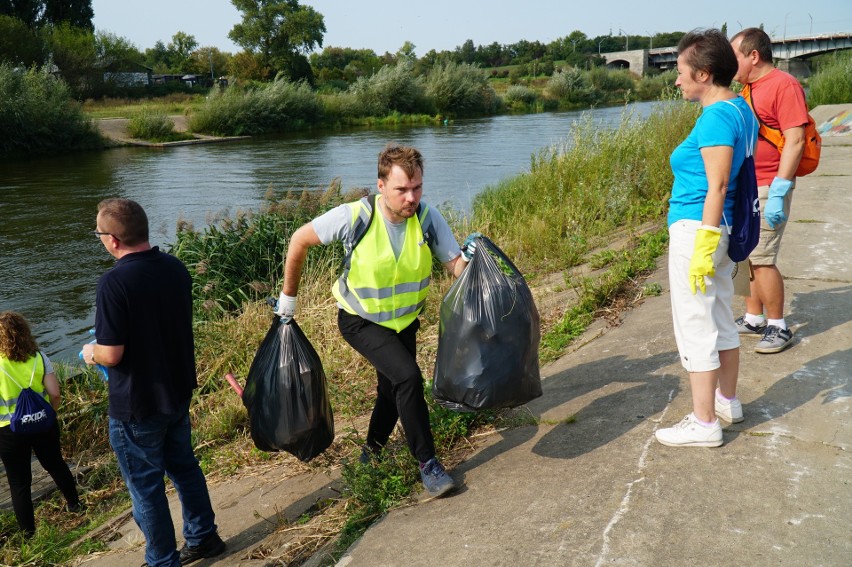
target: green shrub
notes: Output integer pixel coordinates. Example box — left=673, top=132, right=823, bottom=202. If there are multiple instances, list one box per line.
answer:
left=504, top=84, right=538, bottom=107
left=0, top=63, right=101, bottom=158
left=425, top=62, right=501, bottom=116
left=544, top=67, right=595, bottom=104
left=348, top=61, right=429, bottom=115
left=635, top=70, right=677, bottom=101
left=126, top=107, right=188, bottom=142
left=189, top=77, right=321, bottom=136
left=809, top=51, right=852, bottom=107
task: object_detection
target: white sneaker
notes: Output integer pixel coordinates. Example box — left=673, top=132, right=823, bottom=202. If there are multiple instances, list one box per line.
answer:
left=715, top=389, right=744, bottom=423
left=655, top=414, right=723, bottom=447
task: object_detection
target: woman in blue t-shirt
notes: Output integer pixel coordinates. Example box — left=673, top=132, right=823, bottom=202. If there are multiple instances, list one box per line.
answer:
left=657, top=29, right=758, bottom=448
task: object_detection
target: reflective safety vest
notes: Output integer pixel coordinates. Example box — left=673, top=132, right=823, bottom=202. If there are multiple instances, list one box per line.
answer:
left=333, top=195, right=433, bottom=332
left=0, top=354, right=47, bottom=429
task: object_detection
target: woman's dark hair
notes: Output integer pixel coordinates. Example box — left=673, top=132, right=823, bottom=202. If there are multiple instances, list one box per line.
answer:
left=677, top=28, right=738, bottom=87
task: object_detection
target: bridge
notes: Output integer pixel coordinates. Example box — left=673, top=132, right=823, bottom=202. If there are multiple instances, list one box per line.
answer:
left=602, top=32, right=852, bottom=77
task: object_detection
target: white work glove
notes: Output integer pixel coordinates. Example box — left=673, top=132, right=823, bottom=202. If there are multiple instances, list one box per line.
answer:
left=274, top=292, right=297, bottom=322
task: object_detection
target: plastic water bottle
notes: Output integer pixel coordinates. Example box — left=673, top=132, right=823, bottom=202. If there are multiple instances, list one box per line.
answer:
left=78, top=329, right=108, bottom=382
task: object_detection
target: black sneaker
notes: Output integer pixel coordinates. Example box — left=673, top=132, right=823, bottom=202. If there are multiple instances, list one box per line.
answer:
left=67, top=501, right=87, bottom=514
left=419, top=458, right=456, bottom=498
left=179, top=531, right=226, bottom=565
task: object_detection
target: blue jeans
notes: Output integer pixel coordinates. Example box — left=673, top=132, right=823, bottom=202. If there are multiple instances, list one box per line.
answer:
left=109, top=399, right=217, bottom=567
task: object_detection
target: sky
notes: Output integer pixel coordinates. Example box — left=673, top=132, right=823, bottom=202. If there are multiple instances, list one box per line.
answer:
left=91, top=0, right=852, bottom=55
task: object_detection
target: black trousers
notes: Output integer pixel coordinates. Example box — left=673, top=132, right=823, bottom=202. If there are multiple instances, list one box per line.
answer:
left=0, top=422, right=80, bottom=534
left=337, top=310, right=436, bottom=463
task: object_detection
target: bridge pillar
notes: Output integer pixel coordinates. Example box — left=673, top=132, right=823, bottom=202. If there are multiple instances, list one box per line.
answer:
left=602, top=49, right=648, bottom=76
left=776, top=59, right=812, bottom=79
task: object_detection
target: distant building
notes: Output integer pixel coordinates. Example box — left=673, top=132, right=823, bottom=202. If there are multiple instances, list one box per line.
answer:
left=102, top=61, right=153, bottom=87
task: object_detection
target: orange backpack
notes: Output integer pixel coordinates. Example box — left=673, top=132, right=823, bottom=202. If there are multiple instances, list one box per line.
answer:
left=742, top=84, right=821, bottom=177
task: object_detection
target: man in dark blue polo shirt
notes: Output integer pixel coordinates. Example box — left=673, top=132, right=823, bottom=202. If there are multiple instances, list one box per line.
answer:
left=82, top=198, right=225, bottom=567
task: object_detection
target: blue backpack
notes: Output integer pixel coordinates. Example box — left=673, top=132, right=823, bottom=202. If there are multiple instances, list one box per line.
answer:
left=724, top=100, right=760, bottom=263
left=2, top=353, right=57, bottom=435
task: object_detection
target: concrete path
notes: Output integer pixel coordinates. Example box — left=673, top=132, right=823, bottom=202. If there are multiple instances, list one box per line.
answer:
left=335, top=126, right=852, bottom=566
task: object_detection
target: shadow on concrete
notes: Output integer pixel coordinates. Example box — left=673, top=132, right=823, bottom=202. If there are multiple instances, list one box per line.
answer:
left=732, top=283, right=852, bottom=437
left=457, top=350, right=681, bottom=469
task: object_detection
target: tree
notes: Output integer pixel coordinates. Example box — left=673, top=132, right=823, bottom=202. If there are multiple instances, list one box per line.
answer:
left=96, top=31, right=141, bottom=69
left=0, top=0, right=92, bottom=29
left=455, top=39, right=476, bottom=64
left=229, top=0, right=325, bottom=82
left=47, top=21, right=96, bottom=96
left=396, top=40, right=416, bottom=63
left=0, top=13, right=45, bottom=65
left=0, top=0, right=41, bottom=27
left=42, top=0, right=92, bottom=29
left=168, top=31, right=198, bottom=73
left=143, top=40, right=170, bottom=73
left=187, top=46, right=231, bottom=78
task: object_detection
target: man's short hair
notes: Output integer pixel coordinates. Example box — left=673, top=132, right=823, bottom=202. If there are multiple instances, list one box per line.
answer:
left=377, top=144, right=424, bottom=181
left=678, top=28, right=738, bottom=87
left=97, top=198, right=149, bottom=246
left=731, top=27, right=774, bottom=64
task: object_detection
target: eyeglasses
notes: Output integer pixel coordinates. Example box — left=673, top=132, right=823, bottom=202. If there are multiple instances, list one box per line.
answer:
left=92, top=230, right=119, bottom=241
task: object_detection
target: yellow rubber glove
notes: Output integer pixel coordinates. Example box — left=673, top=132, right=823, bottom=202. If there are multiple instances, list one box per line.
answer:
left=688, top=226, right=722, bottom=294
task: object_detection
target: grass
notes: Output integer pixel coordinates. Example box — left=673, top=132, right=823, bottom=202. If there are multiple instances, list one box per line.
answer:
left=82, top=93, right=205, bottom=119
left=808, top=50, right=852, bottom=108
left=126, top=107, right=195, bottom=142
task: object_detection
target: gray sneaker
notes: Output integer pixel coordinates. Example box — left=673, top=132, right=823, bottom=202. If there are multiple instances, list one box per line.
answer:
left=755, top=325, right=794, bottom=354
left=419, top=458, right=456, bottom=498
left=735, top=315, right=767, bottom=336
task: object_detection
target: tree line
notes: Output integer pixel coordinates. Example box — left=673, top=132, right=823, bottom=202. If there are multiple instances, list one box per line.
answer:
left=1, top=0, right=686, bottom=100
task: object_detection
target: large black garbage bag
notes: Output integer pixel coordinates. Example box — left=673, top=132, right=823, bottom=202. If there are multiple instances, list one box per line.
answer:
left=433, top=235, right=542, bottom=411
left=242, top=317, right=334, bottom=461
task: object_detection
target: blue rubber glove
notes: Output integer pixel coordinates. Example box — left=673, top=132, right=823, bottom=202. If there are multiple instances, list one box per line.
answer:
left=78, top=329, right=108, bottom=381
left=461, top=232, right=482, bottom=262
left=764, top=177, right=793, bottom=229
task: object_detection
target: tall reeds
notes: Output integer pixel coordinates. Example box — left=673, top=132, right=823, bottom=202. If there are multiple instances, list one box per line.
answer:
left=808, top=51, right=852, bottom=107
left=188, top=77, right=322, bottom=136
left=469, top=100, right=700, bottom=273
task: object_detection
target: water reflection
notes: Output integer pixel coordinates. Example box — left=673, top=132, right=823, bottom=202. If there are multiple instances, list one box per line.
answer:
left=0, top=102, right=663, bottom=360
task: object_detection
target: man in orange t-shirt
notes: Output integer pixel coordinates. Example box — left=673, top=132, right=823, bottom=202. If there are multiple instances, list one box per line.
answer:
left=730, top=28, right=808, bottom=354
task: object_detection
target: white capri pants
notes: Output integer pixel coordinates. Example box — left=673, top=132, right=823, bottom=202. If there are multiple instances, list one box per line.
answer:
left=668, top=219, right=740, bottom=372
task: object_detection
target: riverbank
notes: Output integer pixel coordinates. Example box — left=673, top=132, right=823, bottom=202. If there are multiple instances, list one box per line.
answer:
left=65, top=111, right=852, bottom=566
left=95, top=115, right=250, bottom=147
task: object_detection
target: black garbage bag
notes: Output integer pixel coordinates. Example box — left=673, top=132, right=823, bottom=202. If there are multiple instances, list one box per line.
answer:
left=242, top=317, right=334, bottom=461
left=433, top=235, right=542, bottom=411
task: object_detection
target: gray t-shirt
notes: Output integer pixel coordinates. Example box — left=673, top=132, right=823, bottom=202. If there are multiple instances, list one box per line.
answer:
left=311, top=199, right=461, bottom=263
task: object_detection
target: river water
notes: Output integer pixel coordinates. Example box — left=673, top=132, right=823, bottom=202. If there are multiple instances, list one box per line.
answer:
left=0, top=101, right=663, bottom=361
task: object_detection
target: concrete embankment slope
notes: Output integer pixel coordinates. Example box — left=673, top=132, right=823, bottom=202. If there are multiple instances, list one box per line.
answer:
left=336, top=110, right=852, bottom=566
